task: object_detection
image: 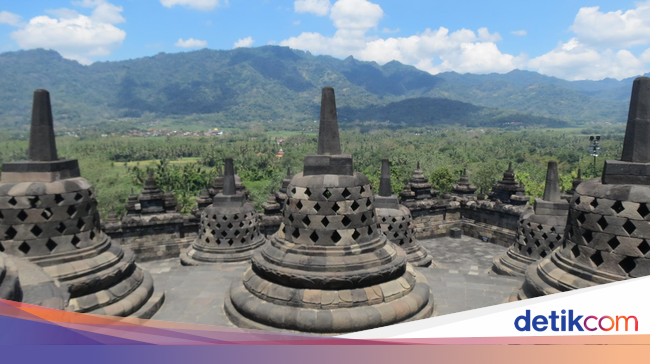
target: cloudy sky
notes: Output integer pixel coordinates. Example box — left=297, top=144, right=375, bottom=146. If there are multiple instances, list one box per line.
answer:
left=0, top=0, right=648, bottom=81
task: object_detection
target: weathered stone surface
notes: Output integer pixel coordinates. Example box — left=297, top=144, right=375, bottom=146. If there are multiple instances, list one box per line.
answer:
left=452, top=168, right=477, bottom=198
left=489, top=162, right=529, bottom=205
left=0, top=89, right=164, bottom=318
left=225, top=87, right=433, bottom=334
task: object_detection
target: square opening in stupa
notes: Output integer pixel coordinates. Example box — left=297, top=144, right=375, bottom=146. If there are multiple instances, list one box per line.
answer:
left=1, top=78, right=648, bottom=334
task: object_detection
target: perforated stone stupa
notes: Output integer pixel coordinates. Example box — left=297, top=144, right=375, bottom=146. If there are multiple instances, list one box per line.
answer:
left=375, top=159, right=432, bottom=267
left=520, top=77, right=650, bottom=299
left=492, top=161, right=569, bottom=276
left=225, top=87, right=434, bottom=334
left=0, top=90, right=164, bottom=317
left=180, top=158, right=267, bottom=265
left=0, top=252, right=67, bottom=309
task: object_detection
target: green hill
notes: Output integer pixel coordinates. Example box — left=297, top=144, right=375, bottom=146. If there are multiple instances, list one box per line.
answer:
left=0, top=46, right=633, bottom=128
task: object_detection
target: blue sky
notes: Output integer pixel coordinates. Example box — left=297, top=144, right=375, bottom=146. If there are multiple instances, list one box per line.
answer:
left=0, top=0, right=648, bottom=80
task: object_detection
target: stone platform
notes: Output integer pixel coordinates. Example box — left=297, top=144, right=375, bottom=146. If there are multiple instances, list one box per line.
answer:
left=141, top=236, right=522, bottom=326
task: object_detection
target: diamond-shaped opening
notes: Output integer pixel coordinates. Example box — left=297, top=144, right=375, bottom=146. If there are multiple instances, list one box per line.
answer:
left=17, top=210, right=28, bottom=222
left=537, top=224, right=543, bottom=230
left=551, top=226, right=556, bottom=232
left=534, top=241, right=541, bottom=248
left=296, top=201, right=303, bottom=209
left=575, top=197, right=581, bottom=205
left=361, top=214, right=367, bottom=223
left=46, top=239, right=57, bottom=252
left=577, top=213, right=586, bottom=225
left=216, top=223, right=221, bottom=229
left=205, top=238, right=210, bottom=243
left=540, top=251, right=547, bottom=258
left=623, top=220, right=636, bottom=235
left=76, top=218, right=85, bottom=230
left=302, top=216, right=311, bottom=226
left=222, top=215, right=228, bottom=221
left=527, top=222, right=532, bottom=227
left=212, top=215, right=217, bottom=220
left=548, top=242, right=555, bottom=249
left=332, top=203, right=340, bottom=213
left=74, top=193, right=83, bottom=201
left=597, top=216, right=609, bottom=231
left=18, top=242, right=30, bottom=255
left=607, top=237, right=620, bottom=250
left=239, top=222, right=245, bottom=228
left=542, top=233, right=548, bottom=240
left=310, top=231, right=319, bottom=242
left=215, top=238, right=221, bottom=245
left=638, top=240, right=650, bottom=255
left=323, top=189, right=332, bottom=199
left=321, top=217, right=330, bottom=227
left=314, top=203, right=321, bottom=212
left=556, top=234, right=562, bottom=240
left=331, top=231, right=342, bottom=243
left=8, top=197, right=17, bottom=206
left=590, top=198, right=599, bottom=208
left=519, top=219, right=525, bottom=224
left=366, top=198, right=372, bottom=207
left=291, top=187, right=297, bottom=194
left=228, top=239, right=234, bottom=246
left=41, top=207, right=53, bottom=220
left=227, top=222, right=233, bottom=229
left=304, top=188, right=311, bottom=197
left=360, top=186, right=365, bottom=194
left=288, top=214, right=294, bottom=223
left=234, top=230, right=240, bottom=237
left=393, top=232, right=399, bottom=238
left=590, top=251, right=604, bottom=266
left=28, top=196, right=40, bottom=208
left=233, top=214, right=239, bottom=220
left=352, top=230, right=360, bottom=240
left=341, top=216, right=351, bottom=227
left=90, top=231, right=95, bottom=240
left=292, top=228, right=301, bottom=238
left=639, top=204, right=650, bottom=218
left=342, top=188, right=351, bottom=199
left=387, top=225, right=393, bottom=231
left=54, top=194, right=64, bottom=205
left=523, top=237, right=528, bottom=244
left=526, top=247, right=532, bottom=254
left=56, top=222, right=66, bottom=234
left=5, top=226, right=17, bottom=240
left=66, top=205, right=77, bottom=217
left=70, top=235, right=80, bottom=247
left=368, top=226, right=373, bottom=234
left=571, top=244, right=581, bottom=257
left=583, top=230, right=593, bottom=243
left=221, top=230, right=228, bottom=237
left=31, top=225, right=43, bottom=237
left=612, top=201, right=625, bottom=214
left=351, top=201, right=360, bottom=211
left=210, top=230, right=216, bottom=236
left=241, top=238, right=247, bottom=244
left=619, top=256, right=636, bottom=274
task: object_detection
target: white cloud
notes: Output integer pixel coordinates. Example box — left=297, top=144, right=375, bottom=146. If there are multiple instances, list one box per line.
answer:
left=529, top=38, right=645, bottom=80
left=571, top=2, right=650, bottom=48
left=293, top=20, right=301, bottom=25
left=160, top=0, right=221, bottom=11
left=294, top=0, right=331, bottom=16
left=511, top=30, right=527, bottom=36
left=0, top=11, right=22, bottom=26
left=9, top=2, right=126, bottom=65
left=175, top=37, right=207, bottom=48
left=234, top=36, right=254, bottom=48
left=382, top=27, right=400, bottom=33
left=642, top=47, right=650, bottom=63
left=281, top=0, right=520, bottom=75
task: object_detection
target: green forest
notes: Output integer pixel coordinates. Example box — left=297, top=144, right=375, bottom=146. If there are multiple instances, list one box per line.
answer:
left=0, top=124, right=625, bottom=219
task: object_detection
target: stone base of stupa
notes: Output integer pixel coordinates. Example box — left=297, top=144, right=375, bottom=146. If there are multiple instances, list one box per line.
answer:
left=492, top=248, right=536, bottom=277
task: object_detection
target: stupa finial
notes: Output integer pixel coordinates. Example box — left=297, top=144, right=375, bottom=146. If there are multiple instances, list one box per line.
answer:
left=379, top=158, right=392, bottom=197
left=317, top=87, right=341, bottom=155
left=621, top=77, right=650, bottom=163
left=223, top=157, right=236, bottom=195
left=28, top=89, right=58, bottom=162
left=542, top=161, right=561, bottom=202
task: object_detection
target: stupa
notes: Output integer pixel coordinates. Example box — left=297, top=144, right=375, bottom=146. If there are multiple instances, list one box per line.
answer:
left=180, top=157, right=267, bottom=265
left=451, top=168, right=477, bottom=199
left=492, top=161, right=569, bottom=276
left=489, top=162, right=528, bottom=205
left=0, top=90, right=164, bottom=317
left=275, top=167, right=293, bottom=208
left=0, top=252, right=67, bottom=309
left=400, top=162, right=436, bottom=201
left=225, top=87, right=434, bottom=334
left=375, top=159, right=433, bottom=267
left=520, top=77, right=650, bottom=298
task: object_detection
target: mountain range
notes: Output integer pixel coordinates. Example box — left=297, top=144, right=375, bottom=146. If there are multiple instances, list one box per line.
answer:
left=0, top=46, right=642, bottom=128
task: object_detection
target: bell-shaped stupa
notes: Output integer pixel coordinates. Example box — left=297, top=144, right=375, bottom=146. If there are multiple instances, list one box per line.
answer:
left=375, top=159, right=432, bottom=267
left=0, top=90, right=164, bottom=317
left=451, top=168, right=477, bottom=199
left=225, top=87, right=434, bottom=334
left=492, top=161, right=569, bottom=276
left=520, top=77, right=650, bottom=298
left=180, top=158, right=267, bottom=265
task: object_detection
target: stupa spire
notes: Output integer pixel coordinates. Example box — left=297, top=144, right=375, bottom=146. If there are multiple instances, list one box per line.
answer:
left=542, top=161, right=561, bottom=202
left=223, top=157, right=236, bottom=196
left=379, top=158, right=392, bottom=197
left=621, top=77, right=650, bottom=163
left=28, top=90, right=58, bottom=162
left=317, top=86, right=341, bottom=155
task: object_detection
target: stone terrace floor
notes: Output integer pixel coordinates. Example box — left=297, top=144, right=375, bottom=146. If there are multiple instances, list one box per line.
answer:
left=141, top=235, right=524, bottom=327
